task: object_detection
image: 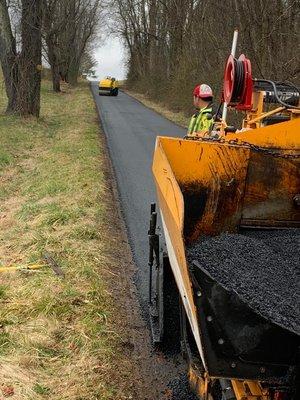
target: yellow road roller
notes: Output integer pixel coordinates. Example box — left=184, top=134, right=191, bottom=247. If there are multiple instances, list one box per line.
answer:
left=98, top=76, right=118, bottom=96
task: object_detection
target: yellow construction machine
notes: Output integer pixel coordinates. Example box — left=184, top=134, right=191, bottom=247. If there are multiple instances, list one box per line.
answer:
left=98, top=76, right=119, bottom=96
left=148, top=37, right=299, bottom=400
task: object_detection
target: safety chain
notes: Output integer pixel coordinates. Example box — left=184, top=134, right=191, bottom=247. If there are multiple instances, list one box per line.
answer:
left=183, top=135, right=300, bottom=159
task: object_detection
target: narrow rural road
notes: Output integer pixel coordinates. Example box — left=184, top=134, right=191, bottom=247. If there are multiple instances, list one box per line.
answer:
left=91, top=84, right=198, bottom=399
left=91, top=84, right=185, bottom=303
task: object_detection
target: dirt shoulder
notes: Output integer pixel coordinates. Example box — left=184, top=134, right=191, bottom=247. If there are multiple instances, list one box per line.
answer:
left=122, top=88, right=189, bottom=129
left=0, top=80, right=165, bottom=399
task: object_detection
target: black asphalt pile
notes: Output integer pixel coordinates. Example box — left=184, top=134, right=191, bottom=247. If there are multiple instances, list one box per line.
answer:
left=167, top=374, right=199, bottom=400
left=186, top=229, right=300, bottom=335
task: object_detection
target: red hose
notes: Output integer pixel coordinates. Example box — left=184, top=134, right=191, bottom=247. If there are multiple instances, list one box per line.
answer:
left=223, top=54, right=253, bottom=110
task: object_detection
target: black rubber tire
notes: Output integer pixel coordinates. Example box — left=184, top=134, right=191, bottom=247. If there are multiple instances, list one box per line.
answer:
left=114, top=88, right=119, bottom=96
left=161, top=257, right=181, bottom=354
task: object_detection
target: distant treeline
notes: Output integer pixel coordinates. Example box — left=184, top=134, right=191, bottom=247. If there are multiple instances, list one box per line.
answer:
left=113, top=0, right=300, bottom=113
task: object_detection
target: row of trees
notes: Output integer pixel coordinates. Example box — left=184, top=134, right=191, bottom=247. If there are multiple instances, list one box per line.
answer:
left=0, top=0, right=101, bottom=117
left=112, top=0, right=300, bottom=113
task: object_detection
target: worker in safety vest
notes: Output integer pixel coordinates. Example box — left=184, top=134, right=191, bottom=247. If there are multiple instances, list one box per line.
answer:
left=187, top=84, right=214, bottom=136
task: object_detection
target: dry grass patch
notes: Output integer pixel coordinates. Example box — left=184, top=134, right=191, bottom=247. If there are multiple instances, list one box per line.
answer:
left=0, top=81, right=133, bottom=399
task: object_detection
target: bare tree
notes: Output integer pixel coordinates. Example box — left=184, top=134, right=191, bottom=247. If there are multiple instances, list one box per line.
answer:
left=66, top=0, right=102, bottom=85
left=42, top=0, right=65, bottom=92
left=43, top=0, right=102, bottom=89
left=0, top=0, right=42, bottom=116
left=18, top=0, right=42, bottom=116
left=0, top=0, right=18, bottom=112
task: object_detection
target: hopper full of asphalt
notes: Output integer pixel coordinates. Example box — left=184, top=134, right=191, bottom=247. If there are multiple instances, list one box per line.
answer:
left=187, top=229, right=300, bottom=335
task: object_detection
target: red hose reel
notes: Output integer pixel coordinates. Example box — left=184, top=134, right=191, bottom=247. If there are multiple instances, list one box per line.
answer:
left=223, top=54, right=253, bottom=110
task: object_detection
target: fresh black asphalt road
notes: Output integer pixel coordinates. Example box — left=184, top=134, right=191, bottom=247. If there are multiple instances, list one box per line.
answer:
left=91, top=84, right=185, bottom=304
left=91, top=85, right=200, bottom=400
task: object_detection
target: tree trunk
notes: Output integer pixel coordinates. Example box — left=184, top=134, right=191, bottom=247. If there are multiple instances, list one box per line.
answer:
left=18, top=0, right=43, bottom=117
left=52, top=62, right=61, bottom=92
left=66, top=0, right=78, bottom=85
left=67, top=59, right=79, bottom=85
left=43, top=0, right=61, bottom=93
left=148, top=0, right=157, bottom=73
left=0, top=0, right=18, bottom=113
left=47, top=38, right=61, bottom=92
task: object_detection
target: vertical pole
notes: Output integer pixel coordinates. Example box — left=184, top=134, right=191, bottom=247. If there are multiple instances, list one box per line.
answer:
left=148, top=208, right=157, bottom=304
left=222, top=29, right=239, bottom=124
left=230, top=29, right=239, bottom=57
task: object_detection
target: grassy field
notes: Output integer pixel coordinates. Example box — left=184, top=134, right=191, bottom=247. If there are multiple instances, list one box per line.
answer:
left=0, top=80, right=134, bottom=399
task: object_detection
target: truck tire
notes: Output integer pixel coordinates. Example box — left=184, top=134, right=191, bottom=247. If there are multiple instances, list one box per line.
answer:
left=147, top=203, right=180, bottom=353
left=161, top=256, right=181, bottom=353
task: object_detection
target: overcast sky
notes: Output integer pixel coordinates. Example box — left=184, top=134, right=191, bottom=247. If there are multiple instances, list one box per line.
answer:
left=93, top=37, right=127, bottom=81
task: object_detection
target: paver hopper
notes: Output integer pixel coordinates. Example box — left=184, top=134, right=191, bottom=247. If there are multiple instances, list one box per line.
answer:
left=148, top=56, right=300, bottom=399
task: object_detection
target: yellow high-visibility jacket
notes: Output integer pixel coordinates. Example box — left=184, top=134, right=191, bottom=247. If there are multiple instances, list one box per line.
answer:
left=187, top=106, right=213, bottom=136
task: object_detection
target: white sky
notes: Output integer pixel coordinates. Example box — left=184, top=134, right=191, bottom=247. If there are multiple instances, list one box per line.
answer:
left=93, top=37, right=127, bottom=81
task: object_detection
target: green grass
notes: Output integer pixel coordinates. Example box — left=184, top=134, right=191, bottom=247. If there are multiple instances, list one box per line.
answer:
left=0, top=79, right=129, bottom=399
left=0, top=285, right=8, bottom=298
left=0, top=150, right=13, bottom=166
left=33, top=383, right=51, bottom=395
